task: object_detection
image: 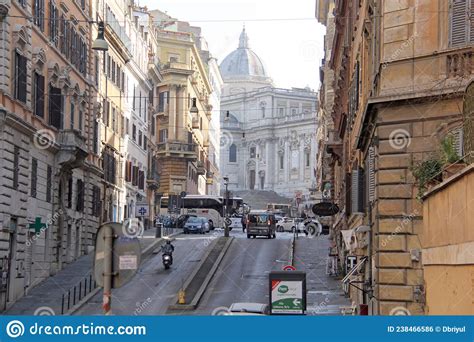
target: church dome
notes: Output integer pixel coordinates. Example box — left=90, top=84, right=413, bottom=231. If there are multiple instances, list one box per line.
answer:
left=220, top=28, right=270, bottom=81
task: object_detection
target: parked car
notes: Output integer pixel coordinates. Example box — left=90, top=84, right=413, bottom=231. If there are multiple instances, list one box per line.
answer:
left=225, top=302, right=269, bottom=315
left=247, top=211, right=277, bottom=239
left=176, top=214, right=197, bottom=228
left=276, top=217, right=296, bottom=232
left=183, top=216, right=210, bottom=234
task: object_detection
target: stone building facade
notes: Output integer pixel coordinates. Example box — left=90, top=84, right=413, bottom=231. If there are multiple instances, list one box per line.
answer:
left=317, top=0, right=470, bottom=315
left=219, top=29, right=318, bottom=199
left=0, top=0, right=99, bottom=309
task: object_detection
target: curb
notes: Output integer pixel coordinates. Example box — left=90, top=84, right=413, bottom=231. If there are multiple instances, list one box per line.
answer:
left=66, top=232, right=181, bottom=315
left=168, top=236, right=234, bottom=311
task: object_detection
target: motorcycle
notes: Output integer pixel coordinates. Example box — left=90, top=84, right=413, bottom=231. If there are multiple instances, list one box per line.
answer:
left=162, top=253, right=173, bottom=269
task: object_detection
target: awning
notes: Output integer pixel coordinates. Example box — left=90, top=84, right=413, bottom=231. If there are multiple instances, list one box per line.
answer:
left=341, top=229, right=357, bottom=251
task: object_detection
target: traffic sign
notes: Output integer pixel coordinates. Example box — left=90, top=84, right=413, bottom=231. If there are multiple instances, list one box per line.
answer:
left=135, top=204, right=149, bottom=217
left=94, top=222, right=141, bottom=289
left=224, top=218, right=232, bottom=226
left=346, top=255, right=358, bottom=274
left=180, top=191, right=187, bottom=198
left=283, top=265, right=296, bottom=271
left=269, top=271, right=306, bottom=315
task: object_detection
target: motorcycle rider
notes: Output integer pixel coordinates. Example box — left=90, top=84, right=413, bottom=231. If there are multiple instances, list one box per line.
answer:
left=161, top=240, right=175, bottom=263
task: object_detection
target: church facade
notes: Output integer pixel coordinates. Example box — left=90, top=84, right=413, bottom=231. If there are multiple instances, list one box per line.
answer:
left=219, top=29, right=318, bottom=199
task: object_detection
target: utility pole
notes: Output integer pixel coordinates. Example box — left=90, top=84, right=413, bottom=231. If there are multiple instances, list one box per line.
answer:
left=223, top=176, right=229, bottom=238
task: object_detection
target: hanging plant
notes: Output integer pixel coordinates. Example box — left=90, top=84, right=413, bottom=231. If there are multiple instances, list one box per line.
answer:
left=411, top=157, right=443, bottom=199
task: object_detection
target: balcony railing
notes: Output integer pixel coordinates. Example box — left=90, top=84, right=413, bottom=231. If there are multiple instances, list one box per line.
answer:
left=157, top=141, right=198, bottom=160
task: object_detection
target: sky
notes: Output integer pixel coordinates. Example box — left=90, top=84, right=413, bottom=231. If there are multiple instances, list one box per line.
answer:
left=139, top=0, right=326, bottom=90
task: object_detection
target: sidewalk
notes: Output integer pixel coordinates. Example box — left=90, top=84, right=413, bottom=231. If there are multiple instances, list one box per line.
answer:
left=293, top=235, right=350, bottom=315
left=4, top=227, right=180, bottom=315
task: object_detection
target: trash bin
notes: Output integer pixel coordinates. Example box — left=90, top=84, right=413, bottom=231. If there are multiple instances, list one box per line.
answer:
left=155, top=223, right=163, bottom=238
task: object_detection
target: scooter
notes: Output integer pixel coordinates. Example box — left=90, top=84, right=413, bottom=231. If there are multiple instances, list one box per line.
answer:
left=162, top=253, right=173, bottom=270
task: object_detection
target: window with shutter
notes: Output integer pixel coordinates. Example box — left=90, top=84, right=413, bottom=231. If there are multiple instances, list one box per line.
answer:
left=15, top=52, right=27, bottom=103
left=351, top=168, right=365, bottom=214
left=34, top=73, right=45, bottom=118
left=49, top=86, right=63, bottom=129
left=450, top=0, right=470, bottom=46
left=367, top=147, right=376, bottom=203
left=33, top=0, right=45, bottom=31
left=452, top=127, right=464, bottom=158
left=345, top=173, right=352, bottom=215
left=31, top=158, right=37, bottom=198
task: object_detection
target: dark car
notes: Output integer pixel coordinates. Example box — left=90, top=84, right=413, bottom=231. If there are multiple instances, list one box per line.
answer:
left=184, top=216, right=210, bottom=234
left=247, top=211, right=277, bottom=239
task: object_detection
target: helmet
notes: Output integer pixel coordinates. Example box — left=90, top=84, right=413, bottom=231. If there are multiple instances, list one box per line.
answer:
left=166, top=240, right=171, bottom=244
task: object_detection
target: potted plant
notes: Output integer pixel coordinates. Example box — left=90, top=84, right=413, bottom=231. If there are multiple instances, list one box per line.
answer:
left=441, top=134, right=466, bottom=179
left=411, top=157, right=443, bottom=198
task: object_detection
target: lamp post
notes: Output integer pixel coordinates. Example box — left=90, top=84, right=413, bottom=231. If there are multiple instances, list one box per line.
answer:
left=223, top=176, right=229, bottom=238
left=92, top=21, right=110, bottom=315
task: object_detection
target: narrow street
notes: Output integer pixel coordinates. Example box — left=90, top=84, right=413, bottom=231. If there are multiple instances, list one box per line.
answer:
left=75, top=234, right=214, bottom=315
left=75, top=230, right=348, bottom=316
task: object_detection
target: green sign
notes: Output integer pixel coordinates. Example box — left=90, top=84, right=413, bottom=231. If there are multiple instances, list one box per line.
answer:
left=29, top=217, right=46, bottom=234
left=269, top=271, right=306, bottom=315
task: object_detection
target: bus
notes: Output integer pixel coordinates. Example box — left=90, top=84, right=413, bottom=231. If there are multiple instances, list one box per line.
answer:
left=159, top=195, right=245, bottom=229
left=266, top=203, right=292, bottom=217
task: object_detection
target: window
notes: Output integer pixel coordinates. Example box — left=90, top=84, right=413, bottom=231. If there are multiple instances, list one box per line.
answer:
left=33, top=0, right=45, bottom=31
left=305, top=152, right=310, bottom=167
left=76, top=179, right=84, bottom=212
left=112, top=107, right=116, bottom=132
left=49, top=1, right=59, bottom=46
left=262, top=106, right=265, bottom=118
left=31, top=158, right=37, bottom=198
left=67, top=176, right=73, bottom=208
left=103, top=149, right=117, bottom=184
left=138, top=170, right=145, bottom=190
left=144, top=136, right=147, bottom=151
left=95, top=55, right=99, bottom=86
left=93, top=121, right=99, bottom=154
left=91, top=185, right=101, bottom=217
left=158, top=91, right=169, bottom=112
left=450, top=0, right=474, bottom=46
left=138, top=130, right=142, bottom=146
left=14, top=52, right=27, bottom=103
left=291, top=108, right=297, bottom=115
left=229, top=144, right=237, bottom=163
left=78, top=110, right=83, bottom=132
left=126, top=118, right=129, bottom=135
left=132, top=124, right=137, bottom=141
left=278, top=107, right=284, bottom=116
left=250, top=147, right=256, bottom=158
left=279, top=154, right=284, bottom=170
left=49, top=86, right=63, bottom=129
left=351, top=168, right=365, bottom=214
left=46, top=165, right=52, bottom=202
left=13, top=146, right=19, bottom=190
left=70, top=102, right=75, bottom=129
left=151, top=116, right=155, bottom=136
left=33, top=72, right=45, bottom=118
left=159, top=129, right=168, bottom=143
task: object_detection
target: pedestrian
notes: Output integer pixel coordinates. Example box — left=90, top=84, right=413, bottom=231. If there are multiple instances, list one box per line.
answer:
left=241, top=214, right=247, bottom=232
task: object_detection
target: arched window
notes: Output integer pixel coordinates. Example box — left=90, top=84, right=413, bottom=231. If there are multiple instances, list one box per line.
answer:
left=229, top=144, right=237, bottom=162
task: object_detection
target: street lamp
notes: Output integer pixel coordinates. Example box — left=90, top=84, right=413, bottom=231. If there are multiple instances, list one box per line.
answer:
left=92, top=22, right=109, bottom=51
left=223, top=176, right=229, bottom=238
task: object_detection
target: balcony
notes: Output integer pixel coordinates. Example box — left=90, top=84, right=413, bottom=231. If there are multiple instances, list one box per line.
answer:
left=156, top=141, right=197, bottom=160
left=147, top=170, right=160, bottom=191
left=196, top=160, right=206, bottom=175
left=56, top=130, right=88, bottom=169
left=154, top=103, right=169, bottom=117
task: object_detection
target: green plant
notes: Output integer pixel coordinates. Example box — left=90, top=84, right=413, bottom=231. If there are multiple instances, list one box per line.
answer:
left=411, top=158, right=443, bottom=198
left=441, top=134, right=462, bottom=164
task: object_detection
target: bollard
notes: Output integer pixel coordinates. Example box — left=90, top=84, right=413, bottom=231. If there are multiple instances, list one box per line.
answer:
left=178, top=289, right=186, bottom=304
left=155, top=223, right=163, bottom=238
